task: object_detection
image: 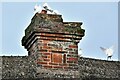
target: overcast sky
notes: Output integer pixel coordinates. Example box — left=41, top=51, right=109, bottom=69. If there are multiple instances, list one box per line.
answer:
left=0, top=1, right=119, bottom=61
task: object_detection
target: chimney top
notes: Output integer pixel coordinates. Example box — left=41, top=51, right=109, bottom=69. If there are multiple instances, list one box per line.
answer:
left=22, top=13, right=85, bottom=48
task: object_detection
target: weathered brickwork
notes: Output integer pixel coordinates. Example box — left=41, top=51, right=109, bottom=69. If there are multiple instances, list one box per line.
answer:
left=22, top=13, right=85, bottom=70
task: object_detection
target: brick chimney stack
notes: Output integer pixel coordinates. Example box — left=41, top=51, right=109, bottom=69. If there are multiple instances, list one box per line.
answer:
left=22, top=13, right=85, bottom=70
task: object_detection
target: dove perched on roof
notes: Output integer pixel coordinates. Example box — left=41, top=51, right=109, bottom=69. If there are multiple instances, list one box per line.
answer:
left=100, top=45, right=114, bottom=60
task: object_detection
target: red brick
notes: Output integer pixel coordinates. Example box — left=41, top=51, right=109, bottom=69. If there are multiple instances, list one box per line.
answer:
left=67, top=57, right=78, bottom=61
left=40, top=33, right=45, bottom=35
left=43, top=58, right=50, bottom=61
left=42, top=46, right=47, bottom=49
left=43, top=65, right=52, bottom=68
left=52, top=53, right=62, bottom=63
left=44, top=33, right=55, bottom=36
left=46, top=37, right=56, bottom=40
left=49, top=62, right=59, bottom=65
left=56, top=38, right=69, bottom=41
left=41, top=52, right=51, bottom=55
left=42, top=46, right=52, bottom=49
left=69, top=45, right=77, bottom=48
left=56, top=38, right=65, bottom=41
left=54, top=34, right=64, bottom=37
left=47, top=55, right=51, bottom=58
left=43, top=40, right=49, bottom=43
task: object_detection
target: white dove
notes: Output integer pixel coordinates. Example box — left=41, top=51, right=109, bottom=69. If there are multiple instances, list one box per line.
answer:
left=34, top=4, right=42, bottom=14
left=100, top=45, right=114, bottom=60
left=42, top=3, right=58, bottom=14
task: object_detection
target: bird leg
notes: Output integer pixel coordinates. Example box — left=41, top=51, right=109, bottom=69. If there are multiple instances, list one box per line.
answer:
left=109, top=56, right=112, bottom=59
left=107, top=56, right=112, bottom=60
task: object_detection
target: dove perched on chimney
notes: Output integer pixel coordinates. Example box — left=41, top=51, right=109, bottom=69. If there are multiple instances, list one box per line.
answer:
left=42, top=3, right=59, bottom=14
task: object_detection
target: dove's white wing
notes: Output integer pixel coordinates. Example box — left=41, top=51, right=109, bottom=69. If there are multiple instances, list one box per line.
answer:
left=107, top=45, right=114, bottom=56
left=106, top=48, right=113, bottom=56
left=43, top=3, right=51, bottom=9
left=43, top=3, right=48, bottom=7
left=100, top=45, right=114, bottom=56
